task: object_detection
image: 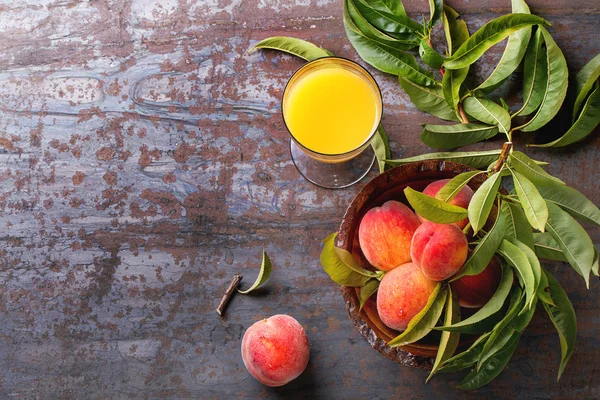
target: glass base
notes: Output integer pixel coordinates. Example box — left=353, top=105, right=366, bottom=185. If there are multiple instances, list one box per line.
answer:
left=290, top=141, right=376, bottom=189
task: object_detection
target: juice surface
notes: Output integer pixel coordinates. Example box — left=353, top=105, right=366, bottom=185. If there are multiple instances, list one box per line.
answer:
left=283, top=66, right=381, bottom=155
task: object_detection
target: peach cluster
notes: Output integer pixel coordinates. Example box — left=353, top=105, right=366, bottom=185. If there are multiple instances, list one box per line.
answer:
left=358, top=179, right=501, bottom=331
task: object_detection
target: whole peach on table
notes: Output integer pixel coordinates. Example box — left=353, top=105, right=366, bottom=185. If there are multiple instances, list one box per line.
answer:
left=410, top=221, right=468, bottom=281
left=421, top=179, right=474, bottom=229
left=376, top=262, right=438, bottom=331
left=452, top=256, right=502, bottom=308
left=358, top=200, right=421, bottom=271
left=241, top=314, right=310, bottom=387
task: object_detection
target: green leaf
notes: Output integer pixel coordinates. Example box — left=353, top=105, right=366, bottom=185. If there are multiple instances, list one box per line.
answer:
left=421, top=123, right=499, bottom=149
left=353, top=0, right=423, bottom=34
left=438, top=332, right=491, bottom=373
left=531, top=84, right=600, bottom=148
left=358, top=278, right=380, bottom=311
left=517, top=27, right=569, bottom=132
left=238, top=251, right=273, bottom=294
left=516, top=28, right=547, bottom=116
left=537, top=184, right=600, bottom=228
left=468, top=170, right=502, bottom=234
left=502, top=202, right=534, bottom=250
left=346, top=0, right=419, bottom=51
left=436, top=171, right=482, bottom=202
left=398, top=78, right=459, bottom=121
left=444, top=14, right=549, bottom=70
left=385, top=149, right=501, bottom=169
left=362, top=0, right=407, bottom=17
left=545, top=202, right=594, bottom=288
left=592, top=249, right=599, bottom=277
left=572, top=54, right=600, bottom=120
left=440, top=263, right=513, bottom=333
left=512, top=295, right=538, bottom=331
left=404, top=187, right=468, bottom=224
left=452, top=211, right=505, bottom=280
left=542, top=268, right=577, bottom=381
left=456, top=330, right=521, bottom=390
left=320, top=232, right=377, bottom=287
left=510, top=169, right=548, bottom=231
left=419, top=40, right=445, bottom=69
left=533, top=232, right=567, bottom=262
left=388, top=284, right=447, bottom=346
left=442, top=67, right=469, bottom=114
left=428, top=0, right=443, bottom=28
left=427, top=287, right=461, bottom=382
left=249, top=36, right=332, bottom=61
left=476, top=0, right=532, bottom=92
left=371, top=125, right=391, bottom=173
left=442, top=5, right=470, bottom=57
left=463, top=96, right=511, bottom=134
left=508, top=151, right=565, bottom=186
left=537, top=268, right=555, bottom=306
left=498, top=239, right=538, bottom=309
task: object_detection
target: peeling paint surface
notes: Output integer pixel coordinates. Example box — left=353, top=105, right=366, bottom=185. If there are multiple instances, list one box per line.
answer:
left=0, top=0, right=599, bottom=398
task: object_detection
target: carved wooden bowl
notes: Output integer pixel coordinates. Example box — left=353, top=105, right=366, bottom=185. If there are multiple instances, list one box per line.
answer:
left=337, top=160, right=492, bottom=369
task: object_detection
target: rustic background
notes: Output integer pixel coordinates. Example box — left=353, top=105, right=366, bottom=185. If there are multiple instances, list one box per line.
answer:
left=0, top=0, right=598, bottom=398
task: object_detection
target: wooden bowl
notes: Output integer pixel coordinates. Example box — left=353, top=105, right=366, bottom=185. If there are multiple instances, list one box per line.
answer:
left=336, top=160, right=492, bottom=369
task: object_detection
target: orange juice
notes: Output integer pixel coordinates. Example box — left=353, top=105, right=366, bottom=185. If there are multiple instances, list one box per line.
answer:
left=283, top=60, right=382, bottom=157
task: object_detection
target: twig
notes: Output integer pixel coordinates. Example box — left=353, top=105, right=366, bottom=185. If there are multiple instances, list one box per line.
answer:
left=216, top=274, right=243, bottom=316
left=458, top=103, right=469, bottom=124
left=492, top=142, right=513, bottom=173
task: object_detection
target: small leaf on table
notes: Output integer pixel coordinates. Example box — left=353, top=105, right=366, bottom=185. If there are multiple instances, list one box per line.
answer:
left=320, top=232, right=377, bottom=287
left=572, top=53, right=600, bottom=121
left=249, top=36, right=332, bottom=61
left=419, top=40, right=445, bottom=69
left=510, top=169, right=548, bottom=231
left=468, top=170, right=502, bottom=234
left=352, top=0, right=422, bottom=34
left=515, top=28, right=547, bottom=117
left=358, top=278, right=380, bottom=311
left=421, top=123, right=498, bottom=149
left=427, top=0, right=443, bottom=28
left=238, top=251, right=273, bottom=294
left=442, top=5, right=470, bottom=57
left=463, top=96, right=511, bottom=135
left=427, top=286, right=461, bottom=382
left=371, top=124, right=391, bottom=173
left=399, top=78, right=460, bottom=121
left=386, top=149, right=501, bottom=169
left=404, top=186, right=468, bottom=224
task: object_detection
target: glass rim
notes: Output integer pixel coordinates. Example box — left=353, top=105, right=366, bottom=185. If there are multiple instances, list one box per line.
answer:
left=281, top=56, right=384, bottom=158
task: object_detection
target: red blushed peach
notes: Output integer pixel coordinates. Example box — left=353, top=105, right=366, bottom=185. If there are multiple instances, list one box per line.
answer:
left=241, top=315, right=309, bottom=387
left=376, top=262, right=438, bottom=331
left=358, top=200, right=421, bottom=271
left=421, top=179, right=474, bottom=229
left=411, top=222, right=468, bottom=281
left=452, top=257, right=502, bottom=308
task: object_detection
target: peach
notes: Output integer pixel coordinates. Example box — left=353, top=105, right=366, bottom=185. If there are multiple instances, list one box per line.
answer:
left=411, top=222, right=468, bottom=281
left=421, top=179, right=474, bottom=229
left=241, top=314, right=310, bottom=387
left=358, top=200, right=421, bottom=271
left=452, top=257, right=502, bottom=308
left=376, top=262, right=438, bottom=331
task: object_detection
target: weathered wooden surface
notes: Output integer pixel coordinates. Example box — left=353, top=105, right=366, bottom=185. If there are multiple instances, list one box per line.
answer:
left=0, top=0, right=598, bottom=398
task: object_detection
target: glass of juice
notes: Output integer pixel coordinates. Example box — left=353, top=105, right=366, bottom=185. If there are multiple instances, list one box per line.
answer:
left=282, top=57, right=383, bottom=189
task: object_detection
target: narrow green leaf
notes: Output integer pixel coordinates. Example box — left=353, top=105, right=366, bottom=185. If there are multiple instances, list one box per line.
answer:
left=513, top=295, right=538, bottom=331
left=438, top=332, right=491, bottom=373
left=385, top=149, right=501, bottom=169
left=442, top=5, right=470, bottom=57
left=502, top=202, right=534, bottom=250
left=545, top=202, right=593, bottom=288
left=320, top=232, right=375, bottom=287
left=427, top=287, right=461, bottom=382
left=518, top=27, right=569, bottom=132
left=398, top=78, right=459, bottom=121
left=532, top=84, right=600, bottom=148
left=442, top=67, right=470, bottom=113
left=388, top=284, right=447, bottom=346
left=363, top=0, right=407, bottom=17
left=509, top=239, right=541, bottom=306
left=572, top=54, right=600, bottom=120
left=436, top=171, right=482, bottom=202
left=238, top=251, right=273, bottom=294
left=468, top=171, right=502, bottom=234
left=371, top=125, right=391, bottom=173
left=421, top=123, right=499, bottom=149
left=463, top=96, right=511, bottom=134
left=542, top=268, right=577, bottom=381
left=428, top=0, right=443, bottom=28
left=452, top=211, right=505, bottom=280
left=456, top=330, right=520, bottom=390
left=476, top=0, right=532, bottom=92
left=419, top=40, right=445, bottom=69
left=440, top=263, right=513, bottom=333
left=249, top=36, right=332, bottom=61
left=404, top=187, right=468, bottom=224
left=358, top=278, right=380, bottom=311
left=353, top=0, right=423, bottom=34
left=592, top=249, right=599, bottom=277
left=510, top=169, right=548, bottom=231
left=537, top=184, right=600, bottom=228
left=498, top=240, right=536, bottom=310
left=516, top=28, right=547, bottom=116
left=533, top=232, right=568, bottom=262
left=444, top=14, right=549, bottom=70
left=508, top=151, right=564, bottom=186
left=537, top=269, right=555, bottom=306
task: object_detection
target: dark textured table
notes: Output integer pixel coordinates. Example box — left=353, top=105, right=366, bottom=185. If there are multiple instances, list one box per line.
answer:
left=0, top=0, right=599, bottom=398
